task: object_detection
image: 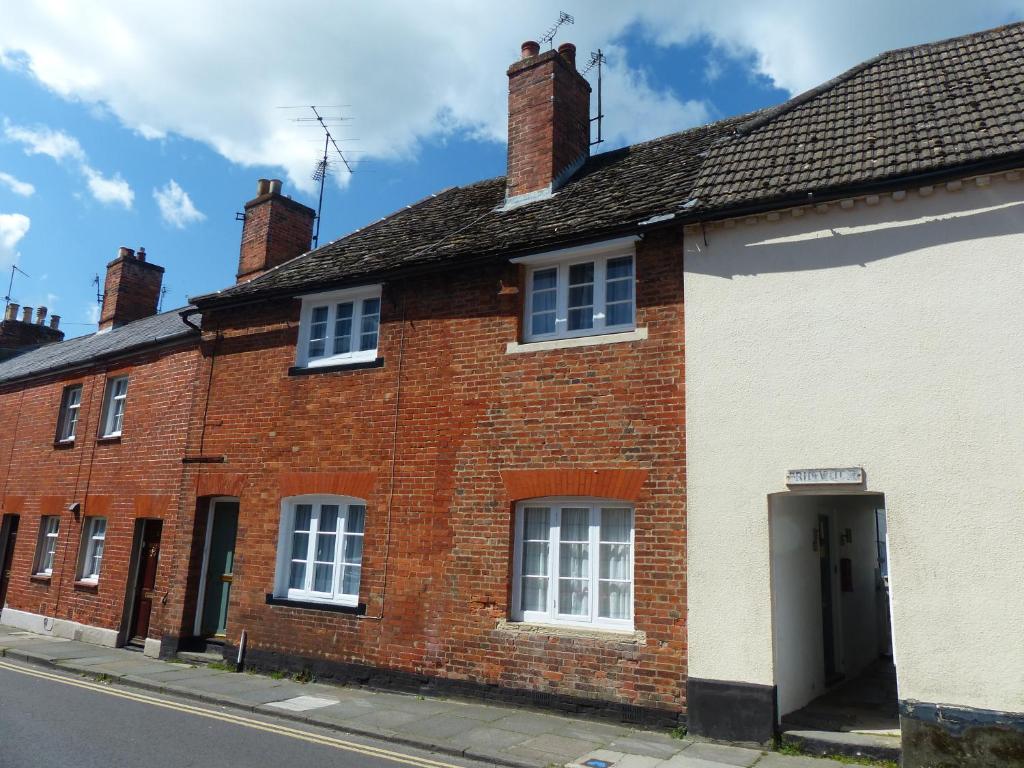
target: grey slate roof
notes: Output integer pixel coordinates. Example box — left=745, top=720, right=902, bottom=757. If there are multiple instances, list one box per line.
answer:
left=0, top=308, right=198, bottom=386
left=194, top=22, right=1024, bottom=308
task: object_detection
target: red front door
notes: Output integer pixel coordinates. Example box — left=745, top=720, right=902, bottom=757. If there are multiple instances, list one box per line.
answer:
left=0, top=515, right=19, bottom=610
left=129, top=520, right=162, bottom=644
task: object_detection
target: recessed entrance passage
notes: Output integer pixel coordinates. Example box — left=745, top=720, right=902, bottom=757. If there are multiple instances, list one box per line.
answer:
left=769, top=492, right=897, bottom=746
left=196, top=498, right=239, bottom=638
left=0, top=514, right=19, bottom=610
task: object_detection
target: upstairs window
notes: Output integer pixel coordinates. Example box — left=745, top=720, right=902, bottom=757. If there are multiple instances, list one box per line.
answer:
left=77, top=517, right=107, bottom=583
left=99, top=376, right=129, bottom=437
left=511, top=499, right=634, bottom=629
left=274, top=496, right=365, bottom=606
left=296, top=286, right=382, bottom=368
left=56, top=384, right=83, bottom=443
left=34, top=516, right=60, bottom=576
left=519, top=239, right=637, bottom=343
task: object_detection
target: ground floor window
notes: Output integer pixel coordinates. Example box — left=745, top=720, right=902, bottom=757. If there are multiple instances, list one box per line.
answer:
left=512, top=499, right=634, bottom=629
left=77, top=517, right=107, bottom=582
left=274, top=496, right=365, bottom=606
left=34, top=516, right=60, bottom=576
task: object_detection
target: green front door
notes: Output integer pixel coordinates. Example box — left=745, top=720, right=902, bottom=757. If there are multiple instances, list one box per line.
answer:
left=201, top=501, right=239, bottom=636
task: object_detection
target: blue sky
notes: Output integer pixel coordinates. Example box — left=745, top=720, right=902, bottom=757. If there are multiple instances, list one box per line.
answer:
left=1, top=2, right=1021, bottom=337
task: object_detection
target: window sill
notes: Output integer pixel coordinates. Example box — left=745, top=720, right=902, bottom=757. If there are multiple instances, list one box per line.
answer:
left=495, top=618, right=644, bottom=643
left=29, top=574, right=52, bottom=584
left=53, top=440, right=76, bottom=450
left=506, top=327, right=648, bottom=355
left=265, top=594, right=366, bottom=615
left=288, top=357, right=384, bottom=376
left=96, top=435, right=122, bottom=444
left=74, top=579, right=99, bottom=591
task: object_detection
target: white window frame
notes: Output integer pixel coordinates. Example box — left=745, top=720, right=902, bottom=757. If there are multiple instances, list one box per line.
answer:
left=99, top=376, right=129, bottom=438
left=295, top=285, right=382, bottom=369
left=515, top=237, right=638, bottom=343
left=34, top=516, right=60, bottom=576
left=77, top=517, right=107, bottom=583
left=56, top=384, right=83, bottom=443
left=273, top=495, right=366, bottom=606
left=511, top=497, right=635, bottom=630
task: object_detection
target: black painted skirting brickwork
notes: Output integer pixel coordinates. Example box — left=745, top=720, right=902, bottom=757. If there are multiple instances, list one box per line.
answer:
left=900, top=699, right=1024, bottom=768
left=686, top=677, right=777, bottom=746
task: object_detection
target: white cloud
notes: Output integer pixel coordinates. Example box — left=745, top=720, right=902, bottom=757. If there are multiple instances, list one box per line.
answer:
left=153, top=179, right=205, bottom=228
left=4, top=119, right=134, bottom=207
left=0, top=171, right=34, bottom=196
left=0, top=2, right=1021, bottom=194
left=83, top=165, right=134, bottom=208
left=0, top=212, right=30, bottom=268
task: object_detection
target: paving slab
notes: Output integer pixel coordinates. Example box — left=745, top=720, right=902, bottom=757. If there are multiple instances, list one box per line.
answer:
left=374, top=693, right=461, bottom=716
left=288, top=696, right=378, bottom=723
left=681, top=742, right=763, bottom=766
left=344, top=707, right=424, bottom=733
left=492, top=711, right=565, bottom=736
left=754, top=754, right=848, bottom=768
left=519, top=733, right=604, bottom=759
left=607, top=735, right=685, bottom=760
left=614, top=755, right=665, bottom=768
left=660, top=755, right=739, bottom=768
left=400, top=712, right=487, bottom=741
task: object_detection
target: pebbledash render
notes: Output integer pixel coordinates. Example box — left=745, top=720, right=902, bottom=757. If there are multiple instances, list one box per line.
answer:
left=0, top=24, right=1023, bottom=767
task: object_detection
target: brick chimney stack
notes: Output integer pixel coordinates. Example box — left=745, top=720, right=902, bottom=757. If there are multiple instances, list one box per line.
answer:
left=0, top=302, right=64, bottom=358
left=99, top=245, right=164, bottom=331
left=505, top=40, right=592, bottom=205
left=236, top=178, right=316, bottom=283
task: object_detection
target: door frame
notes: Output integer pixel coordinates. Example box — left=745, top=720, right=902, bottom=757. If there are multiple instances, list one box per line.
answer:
left=193, top=497, right=237, bottom=637
left=120, top=519, right=147, bottom=645
left=0, top=514, right=20, bottom=609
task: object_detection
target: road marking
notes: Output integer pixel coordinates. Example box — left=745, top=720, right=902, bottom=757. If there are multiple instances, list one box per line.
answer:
left=0, top=660, right=464, bottom=768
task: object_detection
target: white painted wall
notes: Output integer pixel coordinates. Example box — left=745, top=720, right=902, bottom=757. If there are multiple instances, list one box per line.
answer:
left=685, top=175, right=1024, bottom=714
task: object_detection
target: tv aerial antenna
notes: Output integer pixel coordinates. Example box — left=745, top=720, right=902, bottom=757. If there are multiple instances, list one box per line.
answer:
left=91, top=274, right=104, bottom=311
left=3, top=264, right=29, bottom=318
left=279, top=105, right=356, bottom=249
left=540, top=11, right=574, bottom=49
left=583, top=49, right=607, bottom=147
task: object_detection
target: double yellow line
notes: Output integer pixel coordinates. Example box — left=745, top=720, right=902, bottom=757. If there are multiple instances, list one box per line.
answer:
left=0, top=659, right=464, bottom=768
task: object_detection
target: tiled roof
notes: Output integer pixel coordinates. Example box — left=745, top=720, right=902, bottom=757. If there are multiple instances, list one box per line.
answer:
left=690, top=21, right=1024, bottom=209
left=0, top=308, right=198, bottom=386
left=191, top=113, right=749, bottom=305
left=193, top=20, right=1022, bottom=306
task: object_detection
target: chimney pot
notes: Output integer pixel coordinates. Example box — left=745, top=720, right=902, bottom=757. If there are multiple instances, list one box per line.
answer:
left=35, top=306, right=47, bottom=325
left=21, top=306, right=32, bottom=323
left=257, top=178, right=271, bottom=196
left=50, top=314, right=60, bottom=330
left=558, top=42, right=577, bottom=68
left=118, top=246, right=135, bottom=260
left=521, top=40, right=540, bottom=59
left=137, top=246, right=146, bottom=262
left=269, top=179, right=283, bottom=196
left=4, top=303, right=17, bottom=321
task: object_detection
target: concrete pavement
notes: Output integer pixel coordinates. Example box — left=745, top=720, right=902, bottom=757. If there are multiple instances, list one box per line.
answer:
left=0, top=624, right=859, bottom=768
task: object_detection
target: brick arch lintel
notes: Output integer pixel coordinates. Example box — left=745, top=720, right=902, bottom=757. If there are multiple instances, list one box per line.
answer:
left=278, top=471, right=376, bottom=501
left=500, top=468, right=649, bottom=503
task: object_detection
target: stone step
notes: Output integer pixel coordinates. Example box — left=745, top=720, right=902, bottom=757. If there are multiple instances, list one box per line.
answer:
left=781, top=728, right=901, bottom=763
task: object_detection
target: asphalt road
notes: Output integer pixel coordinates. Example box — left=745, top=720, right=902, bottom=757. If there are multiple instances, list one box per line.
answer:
left=0, top=661, right=487, bottom=768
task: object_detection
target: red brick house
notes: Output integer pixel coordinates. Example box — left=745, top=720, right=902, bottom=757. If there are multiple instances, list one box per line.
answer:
left=0, top=247, right=200, bottom=656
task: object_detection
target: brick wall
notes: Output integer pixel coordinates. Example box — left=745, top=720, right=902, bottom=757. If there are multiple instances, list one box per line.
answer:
left=183, top=226, right=688, bottom=718
left=0, top=341, right=200, bottom=641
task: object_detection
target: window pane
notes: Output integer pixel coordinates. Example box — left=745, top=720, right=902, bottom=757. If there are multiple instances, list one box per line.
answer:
left=315, top=532, right=336, bottom=562
left=567, top=263, right=595, bottom=332
left=532, top=268, right=557, bottom=291
left=313, top=563, right=334, bottom=592
left=320, top=505, right=339, bottom=532
left=530, top=268, right=557, bottom=337
left=343, top=535, right=363, bottom=563
left=560, top=508, right=589, bottom=541
left=559, top=578, right=589, bottom=616
left=559, top=543, right=589, bottom=577
left=569, top=262, right=594, bottom=285
left=607, top=256, right=633, bottom=280
left=523, top=507, right=549, bottom=540
left=333, top=302, right=353, bottom=355
left=606, top=302, right=632, bottom=327
left=293, top=504, right=312, bottom=531
left=308, top=306, right=328, bottom=358
left=93, top=518, right=107, bottom=538
left=599, top=581, right=631, bottom=620
left=600, top=508, right=630, bottom=542
left=359, top=297, right=380, bottom=352
left=606, top=278, right=633, bottom=303
left=532, top=311, right=555, bottom=336
left=521, top=541, right=549, bottom=576
left=114, top=378, right=129, bottom=397
left=291, top=532, right=309, bottom=558
left=341, top=565, right=361, bottom=596
left=600, top=543, right=630, bottom=580
left=68, top=387, right=82, bottom=406
left=347, top=505, right=365, bottom=534
left=520, top=577, right=547, bottom=612
left=289, top=562, right=306, bottom=589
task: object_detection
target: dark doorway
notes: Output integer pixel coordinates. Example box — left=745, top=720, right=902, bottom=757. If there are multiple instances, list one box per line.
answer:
left=126, top=519, right=163, bottom=645
left=818, top=513, right=838, bottom=684
left=0, top=514, right=20, bottom=610
left=199, top=500, right=238, bottom=637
